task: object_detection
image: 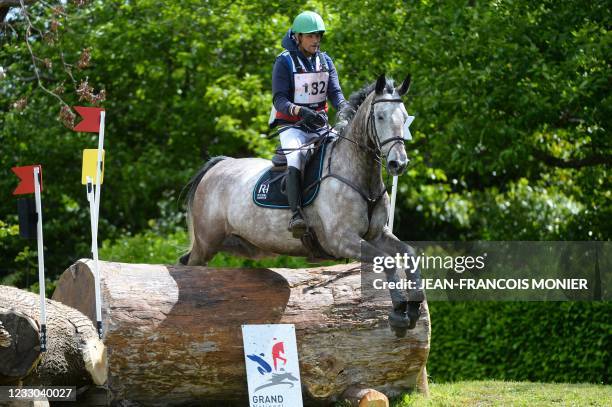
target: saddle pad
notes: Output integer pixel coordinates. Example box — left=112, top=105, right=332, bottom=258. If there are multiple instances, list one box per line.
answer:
left=253, top=140, right=329, bottom=209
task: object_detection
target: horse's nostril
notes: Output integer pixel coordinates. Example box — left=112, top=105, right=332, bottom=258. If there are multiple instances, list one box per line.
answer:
left=389, top=161, right=399, bottom=170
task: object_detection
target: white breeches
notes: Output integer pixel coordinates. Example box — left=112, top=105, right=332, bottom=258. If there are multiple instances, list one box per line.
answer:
left=279, top=127, right=322, bottom=170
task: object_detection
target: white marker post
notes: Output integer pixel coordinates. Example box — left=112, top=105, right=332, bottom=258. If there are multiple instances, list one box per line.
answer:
left=94, top=111, right=105, bottom=237
left=86, top=176, right=103, bottom=339
left=33, top=166, right=47, bottom=351
left=387, top=115, right=415, bottom=232
left=388, top=175, right=399, bottom=231
left=73, top=106, right=106, bottom=338
left=93, top=111, right=105, bottom=339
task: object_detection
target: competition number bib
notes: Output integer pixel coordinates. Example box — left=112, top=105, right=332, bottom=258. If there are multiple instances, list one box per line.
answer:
left=293, top=71, right=329, bottom=105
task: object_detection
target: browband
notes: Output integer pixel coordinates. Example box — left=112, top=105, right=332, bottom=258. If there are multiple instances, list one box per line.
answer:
left=371, top=98, right=404, bottom=105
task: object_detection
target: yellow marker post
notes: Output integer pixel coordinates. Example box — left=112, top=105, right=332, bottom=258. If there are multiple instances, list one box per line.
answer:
left=82, top=147, right=105, bottom=339
left=82, top=149, right=105, bottom=185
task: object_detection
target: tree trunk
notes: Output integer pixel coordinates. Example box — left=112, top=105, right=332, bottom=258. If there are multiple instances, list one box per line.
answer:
left=52, top=259, right=430, bottom=406
left=0, top=285, right=107, bottom=387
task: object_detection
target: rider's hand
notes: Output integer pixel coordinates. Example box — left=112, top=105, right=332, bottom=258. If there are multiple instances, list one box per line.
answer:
left=297, top=106, right=317, bottom=124
left=337, top=101, right=355, bottom=123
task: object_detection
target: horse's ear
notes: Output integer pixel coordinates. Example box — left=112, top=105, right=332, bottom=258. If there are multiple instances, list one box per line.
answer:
left=375, top=74, right=386, bottom=94
left=397, top=74, right=412, bottom=96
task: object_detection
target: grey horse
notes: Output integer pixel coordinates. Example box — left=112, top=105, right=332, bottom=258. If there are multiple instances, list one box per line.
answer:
left=181, top=74, right=424, bottom=332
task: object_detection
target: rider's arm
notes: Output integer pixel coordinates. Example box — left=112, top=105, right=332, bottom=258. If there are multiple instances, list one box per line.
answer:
left=272, top=57, right=297, bottom=116
left=324, top=54, right=347, bottom=110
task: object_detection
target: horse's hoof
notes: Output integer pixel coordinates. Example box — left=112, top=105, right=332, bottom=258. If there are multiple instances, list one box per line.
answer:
left=178, top=252, right=190, bottom=265
left=388, top=311, right=409, bottom=337
left=407, top=301, right=421, bottom=330
left=391, top=326, right=408, bottom=338
left=388, top=310, right=410, bottom=328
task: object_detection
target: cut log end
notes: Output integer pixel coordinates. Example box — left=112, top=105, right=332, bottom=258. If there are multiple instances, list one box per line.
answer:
left=417, top=366, right=429, bottom=396
left=0, top=285, right=108, bottom=387
left=0, top=311, right=42, bottom=384
left=82, top=339, right=108, bottom=385
left=343, top=387, right=389, bottom=407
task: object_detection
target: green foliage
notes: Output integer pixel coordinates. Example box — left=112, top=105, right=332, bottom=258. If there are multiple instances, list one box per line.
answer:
left=210, top=252, right=338, bottom=269
left=0, top=220, right=18, bottom=241
left=99, top=228, right=189, bottom=265
left=99, top=226, right=337, bottom=268
left=2, top=0, right=609, bottom=278
left=427, top=302, right=611, bottom=384
left=327, top=0, right=610, bottom=242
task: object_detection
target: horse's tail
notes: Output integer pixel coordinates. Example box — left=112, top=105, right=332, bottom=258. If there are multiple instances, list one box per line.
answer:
left=180, top=156, right=229, bottom=265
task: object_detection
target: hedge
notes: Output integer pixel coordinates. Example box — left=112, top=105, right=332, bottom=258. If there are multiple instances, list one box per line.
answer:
left=427, top=302, right=611, bottom=384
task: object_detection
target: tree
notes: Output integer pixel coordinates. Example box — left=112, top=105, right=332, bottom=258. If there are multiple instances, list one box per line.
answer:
left=1, top=0, right=609, bottom=289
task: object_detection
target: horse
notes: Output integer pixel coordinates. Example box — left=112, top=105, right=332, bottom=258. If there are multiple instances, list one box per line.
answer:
left=181, top=74, right=424, bottom=334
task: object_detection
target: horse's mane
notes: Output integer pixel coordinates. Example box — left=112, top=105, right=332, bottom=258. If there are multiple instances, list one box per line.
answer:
left=337, top=77, right=398, bottom=135
left=348, top=78, right=397, bottom=111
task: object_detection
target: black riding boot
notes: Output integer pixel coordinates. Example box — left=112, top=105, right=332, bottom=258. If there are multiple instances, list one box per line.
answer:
left=287, top=166, right=307, bottom=238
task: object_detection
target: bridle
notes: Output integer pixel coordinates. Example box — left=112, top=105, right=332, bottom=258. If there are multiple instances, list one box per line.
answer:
left=300, top=95, right=409, bottom=230
left=367, top=97, right=407, bottom=161
left=332, top=96, right=407, bottom=165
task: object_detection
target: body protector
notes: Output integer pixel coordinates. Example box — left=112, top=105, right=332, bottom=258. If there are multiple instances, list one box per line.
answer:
left=269, top=50, right=330, bottom=126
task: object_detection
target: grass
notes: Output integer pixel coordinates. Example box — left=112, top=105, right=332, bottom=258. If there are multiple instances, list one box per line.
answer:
left=386, top=381, right=611, bottom=406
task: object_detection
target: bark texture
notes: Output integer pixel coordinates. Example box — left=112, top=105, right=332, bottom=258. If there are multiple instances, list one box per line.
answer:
left=52, top=259, right=430, bottom=406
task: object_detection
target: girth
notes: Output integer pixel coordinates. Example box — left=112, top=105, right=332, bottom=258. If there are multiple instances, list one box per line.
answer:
left=303, top=172, right=386, bottom=222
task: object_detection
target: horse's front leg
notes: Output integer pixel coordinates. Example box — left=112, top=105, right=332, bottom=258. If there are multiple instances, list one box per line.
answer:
left=370, top=227, right=425, bottom=330
left=326, top=232, right=413, bottom=334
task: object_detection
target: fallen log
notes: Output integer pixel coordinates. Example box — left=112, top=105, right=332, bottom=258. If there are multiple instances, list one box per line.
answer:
left=0, top=285, right=107, bottom=387
left=52, top=259, right=430, bottom=406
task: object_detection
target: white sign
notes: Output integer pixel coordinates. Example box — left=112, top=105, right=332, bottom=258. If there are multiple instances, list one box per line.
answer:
left=242, top=324, right=303, bottom=407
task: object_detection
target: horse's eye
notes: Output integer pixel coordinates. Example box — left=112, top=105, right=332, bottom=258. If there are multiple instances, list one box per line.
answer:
left=377, top=115, right=383, bottom=120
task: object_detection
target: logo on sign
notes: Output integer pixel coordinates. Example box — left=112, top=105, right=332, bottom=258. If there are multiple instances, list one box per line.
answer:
left=243, top=324, right=303, bottom=407
left=246, top=339, right=299, bottom=393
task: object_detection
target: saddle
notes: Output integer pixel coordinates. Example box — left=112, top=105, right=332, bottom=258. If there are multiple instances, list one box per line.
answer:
left=253, top=136, right=339, bottom=260
left=253, top=136, right=331, bottom=209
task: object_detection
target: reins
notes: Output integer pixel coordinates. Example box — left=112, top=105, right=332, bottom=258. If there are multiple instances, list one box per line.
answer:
left=302, top=95, right=408, bottom=223
left=266, top=95, right=407, bottom=227
left=269, top=115, right=333, bottom=155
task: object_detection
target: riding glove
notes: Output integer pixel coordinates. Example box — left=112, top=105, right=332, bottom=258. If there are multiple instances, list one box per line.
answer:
left=297, top=106, right=317, bottom=125
left=335, top=101, right=356, bottom=135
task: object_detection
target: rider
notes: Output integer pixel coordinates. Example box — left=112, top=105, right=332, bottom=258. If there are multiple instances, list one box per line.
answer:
left=269, top=10, right=352, bottom=237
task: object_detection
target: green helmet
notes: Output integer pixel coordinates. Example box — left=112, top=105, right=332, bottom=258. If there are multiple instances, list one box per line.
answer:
left=292, top=11, right=326, bottom=34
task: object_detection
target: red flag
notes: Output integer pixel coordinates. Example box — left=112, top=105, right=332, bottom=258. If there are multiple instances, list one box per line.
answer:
left=73, top=106, right=104, bottom=133
left=12, top=165, right=43, bottom=195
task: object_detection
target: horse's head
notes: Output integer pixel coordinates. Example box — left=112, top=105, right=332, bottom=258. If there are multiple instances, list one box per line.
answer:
left=370, top=74, right=412, bottom=176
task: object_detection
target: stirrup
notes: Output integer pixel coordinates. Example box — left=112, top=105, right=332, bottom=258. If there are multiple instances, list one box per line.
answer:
left=288, top=212, right=307, bottom=238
